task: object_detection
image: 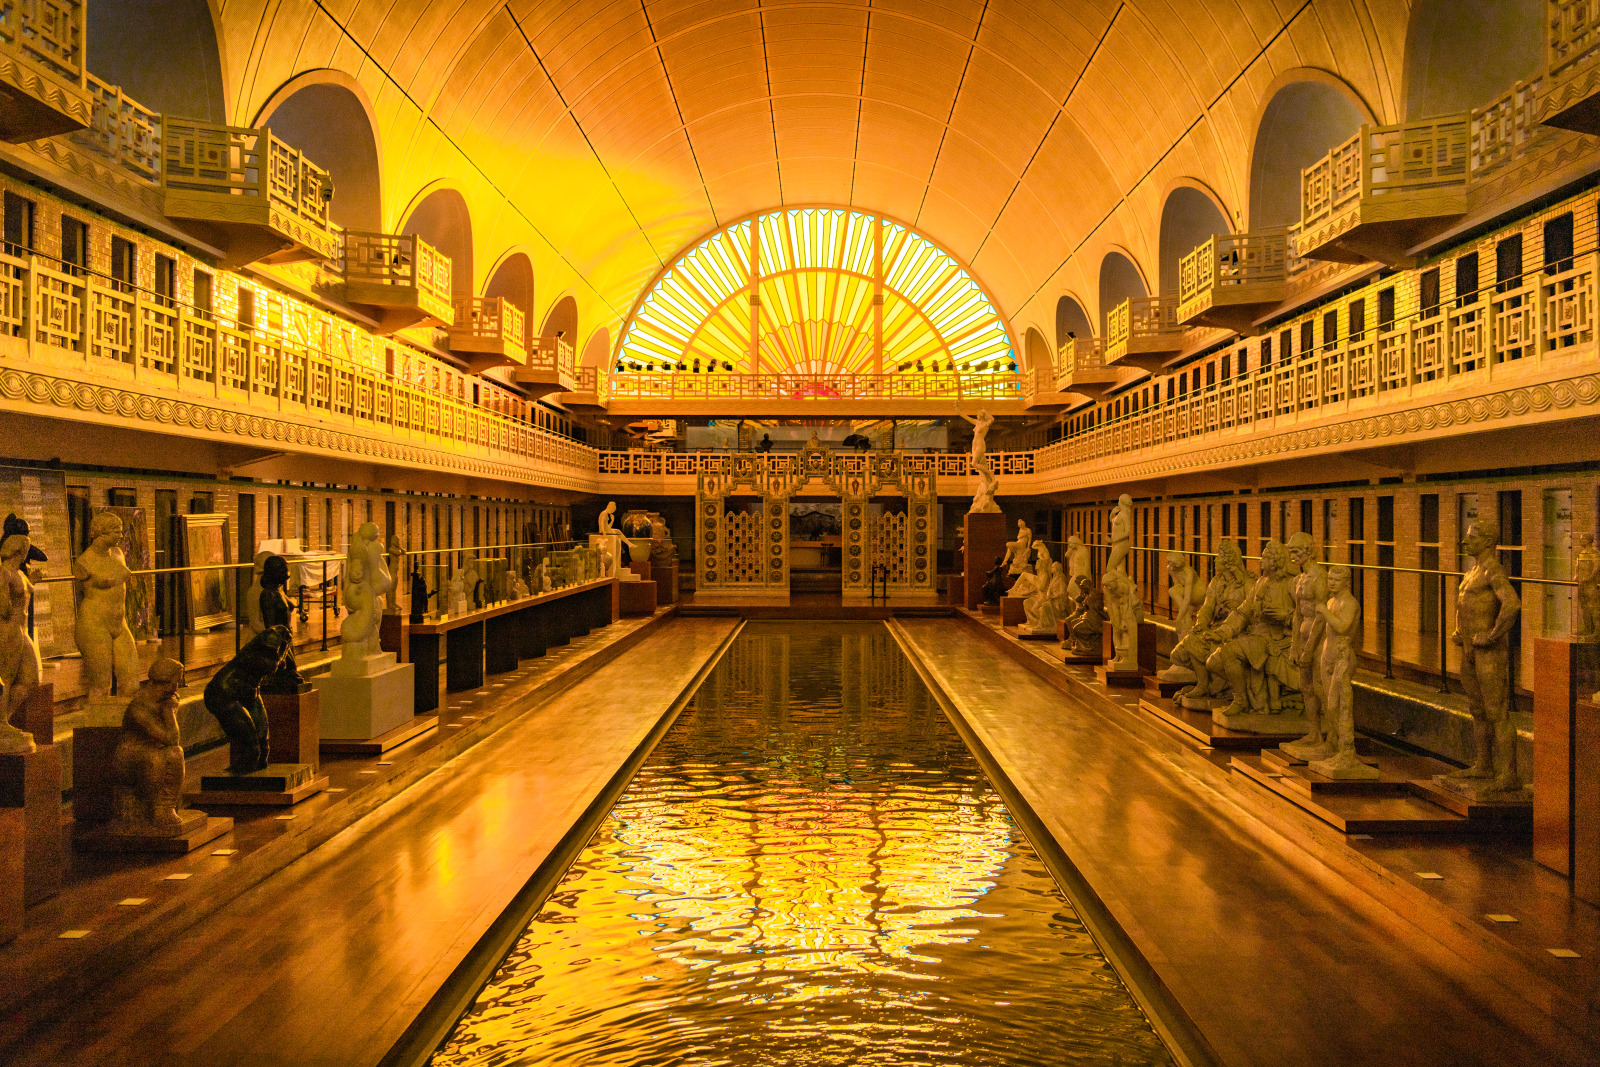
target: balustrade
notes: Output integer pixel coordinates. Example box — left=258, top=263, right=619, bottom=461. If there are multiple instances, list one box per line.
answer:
left=448, top=296, right=526, bottom=373
left=1104, top=295, right=1187, bottom=372
left=514, top=334, right=576, bottom=398
left=1177, top=230, right=1289, bottom=334
left=69, top=72, right=160, bottom=182
left=1537, top=0, right=1600, bottom=133
left=342, top=232, right=454, bottom=333
left=0, top=0, right=90, bottom=141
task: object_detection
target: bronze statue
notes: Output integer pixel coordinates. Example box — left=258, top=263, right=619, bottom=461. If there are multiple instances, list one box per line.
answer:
left=203, top=626, right=292, bottom=775
left=1441, top=521, right=1524, bottom=796
left=258, top=555, right=304, bottom=693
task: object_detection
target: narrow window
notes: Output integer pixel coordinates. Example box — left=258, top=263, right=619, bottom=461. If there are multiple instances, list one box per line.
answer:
left=1322, top=309, right=1338, bottom=348
left=154, top=254, right=176, bottom=308
left=1206, top=361, right=1216, bottom=388
left=1496, top=233, right=1523, bottom=293
left=3, top=192, right=34, bottom=256
left=1544, top=213, right=1575, bottom=275
left=1299, top=319, right=1314, bottom=354
left=110, top=236, right=136, bottom=293
left=1378, top=288, right=1396, bottom=330
left=1348, top=297, right=1366, bottom=340
left=60, top=215, right=87, bottom=276
left=1221, top=353, right=1231, bottom=380
left=237, top=287, right=255, bottom=329
left=1279, top=328, right=1293, bottom=364
left=1420, top=268, right=1440, bottom=319
left=1455, top=251, right=1479, bottom=307
left=192, top=268, right=213, bottom=318
left=1259, top=336, right=1272, bottom=368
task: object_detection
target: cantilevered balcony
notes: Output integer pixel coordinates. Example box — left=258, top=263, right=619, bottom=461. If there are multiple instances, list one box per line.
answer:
left=1295, top=119, right=1470, bottom=267
left=1534, top=0, right=1600, bottom=135
left=1177, top=230, right=1289, bottom=335
left=515, top=334, right=577, bottom=398
left=0, top=0, right=91, bottom=142
left=447, top=296, right=526, bottom=374
left=342, top=232, right=454, bottom=335
left=1104, top=296, right=1186, bottom=373
left=555, top=365, right=607, bottom=411
left=161, top=119, right=340, bottom=269
left=1054, top=336, right=1134, bottom=398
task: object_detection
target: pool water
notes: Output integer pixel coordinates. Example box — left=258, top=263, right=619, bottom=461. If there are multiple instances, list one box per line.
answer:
left=433, top=622, right=1172, bottom=1066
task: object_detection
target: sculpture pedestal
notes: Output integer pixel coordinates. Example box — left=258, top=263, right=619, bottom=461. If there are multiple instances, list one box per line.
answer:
left=627, top=560, right=652, bottom=581
left=1101, top=621, right=1158, bottom=674
left=999, top=596, right=1025, bottom=627
left=0, top=745, right=61, bottom=905
left=1533, top=637, right=1600, bottom=876
left=313, top=653, right=416, bottom=742
left=191, top=763, right=326, bottom=806
left=265, top=686, right=321, bottom=772
left=1212, top=708, right=1310, bottom=740
left=1095, top=665, right=1145, bottom=688
left=0, top=807, right=21, bottom=943
left=655, top=561, right=679, bottom=606
left=81, top=693, right=130, bottom=728
left=379, top=613, right=403, bottom=655
left=1144, top=675, right=1188, bottom=699
left=1575, top=700, right=1600, bottom=906
left=946, top=576, right=964, bottom=606
left=962, top=512, right=1006, bottom=611
left=590, top=532, right=624, bottom=580
left=1409, top=776, right=1533, bottom=825
left=10, top=683, right=55, bottom=744
left=74, top=811, right=232, bottom=854
left=619, top=580, right=658, bottom=616
left=70, top=724, right=121, bottom=825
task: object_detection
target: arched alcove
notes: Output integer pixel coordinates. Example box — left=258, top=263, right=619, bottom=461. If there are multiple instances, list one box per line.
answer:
left=87, top=0, right=226, bottom=122
left=1405, top=0, right=1543, bottom=120
left=1023, top=327, right=1051, bottom=377
left=540, top=294, right=579, bottom=347
left=1055, top=294, right=1094, bottom=347
left=484, top=252, right=535, bottom=346
left=1098, top=251, right=1147, bottom=335
left=257, top=75, right=381, bottom=232
left=581, top=328, right=610, bottom=368
left=1158, top=186, right=1230, bottom=297
left=1247, top=78, right=1367, bottom=231
left=401, top=188, right=474, bottom=296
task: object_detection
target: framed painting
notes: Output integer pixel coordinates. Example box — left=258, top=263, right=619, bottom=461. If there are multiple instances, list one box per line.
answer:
left=178, top=513, right=232, bottom=631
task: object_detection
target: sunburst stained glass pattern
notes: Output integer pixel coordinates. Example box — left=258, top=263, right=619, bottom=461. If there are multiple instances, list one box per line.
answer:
left=618, top=209, right=1016, bottom=375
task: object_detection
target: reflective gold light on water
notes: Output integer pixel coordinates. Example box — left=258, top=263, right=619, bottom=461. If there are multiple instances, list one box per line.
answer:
left=433, top=623, right=1171, bottom=1066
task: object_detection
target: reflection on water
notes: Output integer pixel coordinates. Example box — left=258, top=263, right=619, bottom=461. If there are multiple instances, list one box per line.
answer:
left=434, top=622, right=1171, bottom=1066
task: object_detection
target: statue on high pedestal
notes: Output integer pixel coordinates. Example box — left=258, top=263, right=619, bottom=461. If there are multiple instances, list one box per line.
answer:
left=956, top=405, right=994, bottom=471
left=384, top=535, right=405, bottom=615
left=1575, top=532, right=1600, bottom=641
left=335, top=523, right=390, bottom=672
left=968, top=463, right=1000, bottom=515
left=1001, top=520, right=1034, bottom=578
left=1066, top=535, right=1091, bottom=591
left=73, top=511, right=141, bottom=700
left=598, top=502, right=617, bottom=536
left=1439, top=521, right=1525, bottom=798
left=1107, top=494, right=1134, bottom=575
left=408, top=567, right=435, bottom=623
left=258, top=556, right=305, bottom=694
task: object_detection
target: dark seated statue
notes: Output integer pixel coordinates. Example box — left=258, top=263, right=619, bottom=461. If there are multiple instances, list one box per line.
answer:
left=258, top=555, right=305, bottom=693
left=981, top=559, right=1007, bottom=606
left=204, top=625, right=291, bottom=775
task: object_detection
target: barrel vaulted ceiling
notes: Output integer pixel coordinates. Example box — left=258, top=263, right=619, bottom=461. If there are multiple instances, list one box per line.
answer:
left=218, top=1, right=1412, bottom=354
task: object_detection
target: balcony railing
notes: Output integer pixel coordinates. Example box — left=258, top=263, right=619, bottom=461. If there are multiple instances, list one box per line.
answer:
left=1297, top=118, right=1471, bottom=265
left=1533, top=1, right=1600, bottom=134
left=1104, top=295, right=1187, bottom=370
left=600, top=370, right=1026, bottom=404
left=68, top=71, right=161, bottom=182
left=161, top=118, right=340, bottom=267
left=0, top=0, right=90, bottom=140
left=596, top=449, right=1037, bottom=479
left=0, top=248, right=598, bottom=479
left=1177, top=230, right=1289, bottom=332
left=447, top=296, right=527, bottom=372
left=341, top=231, right=454, bottom=332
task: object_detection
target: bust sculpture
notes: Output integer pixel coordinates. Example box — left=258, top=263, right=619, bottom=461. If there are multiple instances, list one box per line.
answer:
left=0, top=532, right=40, bottom=754
left=508, top=570, right=529, bottom=599
left=1306, top=566, right=1377, bottom=780
left=1439, top=520, right=1524, bottom=797
left=111, top=657, right=191, bottom=835
left=1165, top=551, right=1201, bottom=641
left=203, top=626, right=292, bottom=775
left=258, top=555, right=305, bottom=693
left=73, top=511, right=141, bottom=699
left=1576, top=532, right=1600, bottom=641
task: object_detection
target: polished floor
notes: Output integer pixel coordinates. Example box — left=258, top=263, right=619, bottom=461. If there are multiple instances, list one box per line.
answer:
left=434, top=622, right=1169, bottom=1066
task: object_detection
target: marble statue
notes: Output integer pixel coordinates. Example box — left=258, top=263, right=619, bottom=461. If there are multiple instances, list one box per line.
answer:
left=1208, top=539, right=1302, bottom=725
left=1103, top=566, right=1143, bottom=672
left=1575, top=532, right=1600, bottom=641
left=1025, top=562, right=1070, bottom=634
left=384, top=535, right=405, bottom=615
left=73, top=511, right=141, bottom=699
left=0, top=532, right=40, bottom=754
left=1066, top=535, right=1091, bottom=590
left=598, top=501, right=617, bottom=536
left=534, top=559, right=552, bottom=593
left=1107, top=493, right=1134, bottom=575
left=957, top=406, right=994, bottom=470
left=1064, top=576, right=1107, bottom=657
left=1165, top=551, right=1201, bottom=641
left=1164, top=543, right=1248, bottom=710
left=1283, top=533, right=1333, bottom=760
left=258, top=555, right=305, bottom=693
left=203, top=626, right=292, bottom=775
left=242, top=550, right=271, bottom=642
left=336, top=523, right=390, bottom=670
left=1002, top=520, right=1034, bottom=577
left=508, top=570, right=529, bottom=599
left=111, top=657, right=191, bottom=835
left=448, top=559, right=480, bottom=613
left=1440, top=520, right=1525, bottom=797
left=968, top=463, right=1000, bottom=515
left=981, top=558, right=1007, bottom=606
left=1164, top=540, right=1252, bottom=707
left=1033, top=540, right=1054, bottom=576
left=1306, top=566, right=1377, bottom=780
left=601, top=547, right=616, bottom=579
left=1008, top=559, right=1041, bottom=602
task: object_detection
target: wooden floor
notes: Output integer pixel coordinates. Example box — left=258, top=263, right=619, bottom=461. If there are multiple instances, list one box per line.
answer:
left=896, top=618, right=1599, bottom=1067
left=0, top=615, right=738, bottom=1067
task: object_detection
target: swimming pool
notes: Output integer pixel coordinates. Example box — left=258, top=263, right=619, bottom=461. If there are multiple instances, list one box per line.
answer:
left=432, top=621, right=1171, bottom=1066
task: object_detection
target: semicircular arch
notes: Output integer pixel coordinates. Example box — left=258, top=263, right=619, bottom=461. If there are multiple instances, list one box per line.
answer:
left=1158, top=181, right=1232, bottom=297
left=1246, top=70, right=1374, bottom=232
left=1403, top=1, right=1543, bottom=120
left=399, top=183, right=474, bottom=297
left=87, top=0, right=227, bottom=123
left=1055, top=293, right=1094, bottom=346
left=255, top=71, right=383, bottom=233
left=484, top=251, right=536, bottom=347
left=1097, top=247, right=1149, bottom=335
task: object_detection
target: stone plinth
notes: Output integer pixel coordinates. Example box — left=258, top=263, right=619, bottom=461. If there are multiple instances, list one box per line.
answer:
left=1000, top=596, right=1025, bottom=627
left=655, top=561, right=679, bottom=606
left=1575, top=699, right=1600, bottom=906
left=265, top=687, right=321, bottom=772
left=314, top=654, right=416, bottom=741
left=946, top=575, right=964, bottom=606
left=1212, top=709, right=1310, bottom=739
left=619, top=580, right=658, bottom=616
left=962, top=512, right=1006, bottom=611
left=379, top=613, right=403, bottom=654
left=627, top=560, right=652, bottom=581
left=192, top=763, right=326, bottom=807
left=70, top=724, right=120, bottom=825
left=74, top=813, right=232, bottom=854
left=1533, top=637, right=1600, bottom=876
left=0, top=745, right=61, bottom=906
left=0, top=807, right=21, bottom=944
left=10, top=683, right=54, bottom=745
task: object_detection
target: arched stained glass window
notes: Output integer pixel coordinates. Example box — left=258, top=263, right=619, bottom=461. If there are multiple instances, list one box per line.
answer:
left=617, top=209, right=1016, bottom=374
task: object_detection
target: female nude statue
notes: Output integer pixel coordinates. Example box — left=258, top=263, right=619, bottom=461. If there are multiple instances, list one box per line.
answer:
left=73, top=511, right=141, bottom=699
left=956, top=406, right=994, bottom=471
left=598, top=502, right=617, bottom=536
left=0, top=532, right=39, bottom=753
left=1307, top=566, right=1377, bottom=779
